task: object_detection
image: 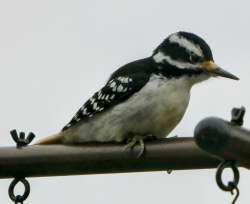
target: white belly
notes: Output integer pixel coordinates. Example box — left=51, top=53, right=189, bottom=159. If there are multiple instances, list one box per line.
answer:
left=62, top=75, right=191, bottom=143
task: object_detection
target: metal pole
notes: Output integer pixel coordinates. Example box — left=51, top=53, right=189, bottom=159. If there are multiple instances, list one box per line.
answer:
left=194, top=117, right=250, bottom=168
left=0, top=138, right=220, bottom=178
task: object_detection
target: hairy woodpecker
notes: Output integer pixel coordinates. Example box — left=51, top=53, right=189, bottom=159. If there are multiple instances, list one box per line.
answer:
left=36, top=31, right=239, bottom=156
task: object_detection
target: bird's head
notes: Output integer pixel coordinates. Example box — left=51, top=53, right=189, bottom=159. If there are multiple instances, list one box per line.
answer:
left=153, top=31, right=239, bottom=82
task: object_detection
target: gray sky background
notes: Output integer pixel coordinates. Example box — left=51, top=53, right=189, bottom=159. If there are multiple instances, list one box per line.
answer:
left=0, top=0, right=250, bottom=203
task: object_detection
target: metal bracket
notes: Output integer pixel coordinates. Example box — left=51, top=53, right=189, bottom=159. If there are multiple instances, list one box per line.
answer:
left=215, top=107, right=246, bottom=204
left=10, top=130, right=35, bottom=148
left=8, top=130, right=35, bottom=204
left=231, top=106, right=245, bottom=126
left=216, top=161, right=240, bottom=204
left=9, top=178, right=31, bottom=204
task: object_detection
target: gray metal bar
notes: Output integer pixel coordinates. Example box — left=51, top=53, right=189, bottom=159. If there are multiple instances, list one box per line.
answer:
left=0, top=138, right=220, bottom=178
left=194, top=117, right=250, bottom=168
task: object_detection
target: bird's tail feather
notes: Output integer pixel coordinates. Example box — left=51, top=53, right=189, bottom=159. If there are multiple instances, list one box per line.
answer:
left=34, top=132, right=63, bottom=145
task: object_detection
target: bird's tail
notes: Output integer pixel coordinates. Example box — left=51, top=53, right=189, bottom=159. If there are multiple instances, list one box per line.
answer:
left=34, top=132, right=63, bottom=145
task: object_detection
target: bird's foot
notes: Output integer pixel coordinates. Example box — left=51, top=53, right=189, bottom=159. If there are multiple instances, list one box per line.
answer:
left=124, top=135, right=145, bottom=158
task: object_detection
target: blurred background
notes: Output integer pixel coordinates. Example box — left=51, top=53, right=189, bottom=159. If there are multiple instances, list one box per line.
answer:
left=0, top=0, right=249, bottom=203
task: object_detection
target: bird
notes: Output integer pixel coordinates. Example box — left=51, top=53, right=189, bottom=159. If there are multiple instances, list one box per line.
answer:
left=35, top=31, right=239, bottom=157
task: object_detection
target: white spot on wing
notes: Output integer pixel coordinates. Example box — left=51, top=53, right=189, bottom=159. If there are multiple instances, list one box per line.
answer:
left=117, top=77, right=131, bottom=83
left=93, top=102, right=98, bottom=110
left=90, top=97, right=95, bottom=105
left=97, top=91, right=103, bottom=99
left=124, top=77, right=130, bottom=83
left=117, top=85, right=124, bottom=92
left=108, top=79, right=114, bottom=84
left=109, top=82, right=116, bottom=88
left=83, top=108, right=87, bottom=115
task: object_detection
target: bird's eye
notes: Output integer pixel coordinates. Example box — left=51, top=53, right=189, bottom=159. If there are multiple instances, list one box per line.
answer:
left=189, top=54, right=202, bottom=63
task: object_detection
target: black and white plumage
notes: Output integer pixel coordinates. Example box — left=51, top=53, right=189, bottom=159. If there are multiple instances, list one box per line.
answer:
left=62, top=67, right=152, bottom=131
left=36, top=31, right=238, bottom=155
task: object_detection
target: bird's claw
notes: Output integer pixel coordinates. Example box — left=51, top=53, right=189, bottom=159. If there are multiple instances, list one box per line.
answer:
left=123, top=135, right=145, bottom=158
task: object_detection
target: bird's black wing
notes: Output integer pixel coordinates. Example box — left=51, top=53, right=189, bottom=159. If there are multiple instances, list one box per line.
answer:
left=62, top=58, right=155, bottom=131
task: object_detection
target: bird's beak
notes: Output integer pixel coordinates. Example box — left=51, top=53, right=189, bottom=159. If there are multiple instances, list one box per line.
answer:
left=201, top=61, right=239, bottom=80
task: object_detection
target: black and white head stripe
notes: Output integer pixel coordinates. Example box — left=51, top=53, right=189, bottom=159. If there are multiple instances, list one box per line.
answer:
left=62, top=72, right=149, bottom=131
left=168, top=33, right=203, bottom=57
left=153, top=31, right=213, bottom=69
left=153, top=51, right=200, bottom=69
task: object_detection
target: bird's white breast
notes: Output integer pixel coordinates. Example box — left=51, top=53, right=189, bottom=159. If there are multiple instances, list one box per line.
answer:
left=62, top=74, right=191, bottom=143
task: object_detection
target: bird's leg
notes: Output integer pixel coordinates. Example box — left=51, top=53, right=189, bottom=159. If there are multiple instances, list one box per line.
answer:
left=123, top=137, right=137, bottom=150
left=123, top=135, right=145, bottom=158
left=138, top=138, right=145, bottom=158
